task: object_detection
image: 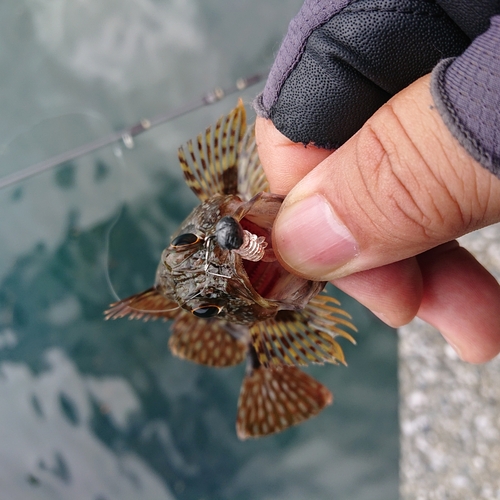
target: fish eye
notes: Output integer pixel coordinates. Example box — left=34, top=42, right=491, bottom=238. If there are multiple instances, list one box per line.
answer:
left=191, top=305, right=222, bottom=318
left=171, top=233, right=201, bottom=248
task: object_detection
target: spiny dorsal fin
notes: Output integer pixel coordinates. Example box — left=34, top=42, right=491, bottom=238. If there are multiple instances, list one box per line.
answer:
left=236, top=365, right=332, bottom=440
left=249, top=294, right=357, bottom=368
left=104, top=287, right=179, bottom=321
left=178, top=99, right=247, bottom=201
left=169, top=311, right=247, bottom=367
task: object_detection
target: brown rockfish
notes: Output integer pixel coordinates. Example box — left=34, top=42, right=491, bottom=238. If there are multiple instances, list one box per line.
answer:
left=105, top=100, right=356, bottom=439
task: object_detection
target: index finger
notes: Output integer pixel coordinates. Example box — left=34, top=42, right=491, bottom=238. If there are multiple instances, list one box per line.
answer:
left=255, top=117, right=333, bottom=195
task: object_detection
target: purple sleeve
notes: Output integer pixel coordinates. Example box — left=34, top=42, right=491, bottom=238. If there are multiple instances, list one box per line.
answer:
left=431, top=15, right=500, bottom=177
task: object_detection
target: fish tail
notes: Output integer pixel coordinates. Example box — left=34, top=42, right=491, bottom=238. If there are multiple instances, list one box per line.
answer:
left=236, top=346, right=332, bottom=440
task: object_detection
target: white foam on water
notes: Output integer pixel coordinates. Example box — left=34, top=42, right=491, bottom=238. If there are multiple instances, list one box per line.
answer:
left=0, top=348, right=176, bottom=500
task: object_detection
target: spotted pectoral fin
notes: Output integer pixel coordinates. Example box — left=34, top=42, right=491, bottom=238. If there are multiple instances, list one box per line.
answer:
left=236, top=365, right=332, bottom=440
left=178, top=99, right=247, bottom=201
left=249, top=294, right=357, bottom=368
left=169, top=311, right=247, bottom=367
left=104, top=287, right=179, bottom=321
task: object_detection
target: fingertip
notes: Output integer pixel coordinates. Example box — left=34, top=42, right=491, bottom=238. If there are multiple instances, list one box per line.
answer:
left=417, top=244, right=500, bottom=364
left=440, top=331, right=499, bottom=364
left=255, top=117, right=332, bottom=194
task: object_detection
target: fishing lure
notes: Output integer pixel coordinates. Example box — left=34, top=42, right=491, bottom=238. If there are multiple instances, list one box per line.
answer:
left=105, top=100, right=356, bottom=439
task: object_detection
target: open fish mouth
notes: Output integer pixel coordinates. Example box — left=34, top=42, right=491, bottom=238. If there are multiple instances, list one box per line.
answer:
left=231, top=192, right=324, bottom=309
left=238, top=216, right=285, bottom=300
left=240, top=216, right=274, bottom=292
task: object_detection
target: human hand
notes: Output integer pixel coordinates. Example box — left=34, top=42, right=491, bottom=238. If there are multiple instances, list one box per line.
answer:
left=254, top=1, right=500, bottom=363
left=256, top=74, right=500, bottom=364
left=255, top=0, right=500, bottom=362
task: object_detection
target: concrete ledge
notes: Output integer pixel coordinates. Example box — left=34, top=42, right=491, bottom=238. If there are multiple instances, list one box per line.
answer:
left=400, top=225, right=500, bottom=499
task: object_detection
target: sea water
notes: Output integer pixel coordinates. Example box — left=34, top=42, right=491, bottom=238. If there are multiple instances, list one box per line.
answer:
left=0, top=1, right=398, bottom=499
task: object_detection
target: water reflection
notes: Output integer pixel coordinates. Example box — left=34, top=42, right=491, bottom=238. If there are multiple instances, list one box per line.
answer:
left=0, top=146, right=398, bottom=498
left=0, top=0, right=398, bottom=498
left=0, top=349, right=175, bottom=499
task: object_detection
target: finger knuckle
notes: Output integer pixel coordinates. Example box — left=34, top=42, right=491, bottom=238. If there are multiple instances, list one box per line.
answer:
left=355, top=104, right=465, bottom=247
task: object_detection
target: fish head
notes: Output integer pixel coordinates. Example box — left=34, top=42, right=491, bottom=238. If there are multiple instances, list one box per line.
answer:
left=156, top=191, right=325, bottom=324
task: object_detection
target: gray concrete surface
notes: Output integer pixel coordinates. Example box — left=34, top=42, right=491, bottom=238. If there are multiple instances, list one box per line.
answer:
left=400, top=225, right=500, bottom=500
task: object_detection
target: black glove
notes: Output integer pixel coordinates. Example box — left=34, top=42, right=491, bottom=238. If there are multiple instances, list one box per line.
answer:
left=254, top=0, right=482, bottom=150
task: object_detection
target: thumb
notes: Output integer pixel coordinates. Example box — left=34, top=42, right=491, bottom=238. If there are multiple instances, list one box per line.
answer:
left=268, top=75, right=500, bottom=281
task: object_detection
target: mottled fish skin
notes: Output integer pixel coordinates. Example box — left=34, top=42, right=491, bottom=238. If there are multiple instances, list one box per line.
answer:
left=105, top=100, right=356, bottom=439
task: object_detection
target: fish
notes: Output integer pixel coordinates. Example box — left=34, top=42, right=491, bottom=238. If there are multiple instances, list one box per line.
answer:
left=105, top=100, right=356, bottom=439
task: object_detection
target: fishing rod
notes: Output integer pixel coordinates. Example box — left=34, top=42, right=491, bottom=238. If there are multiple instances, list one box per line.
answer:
left=0, top=73, right=265, bottom=191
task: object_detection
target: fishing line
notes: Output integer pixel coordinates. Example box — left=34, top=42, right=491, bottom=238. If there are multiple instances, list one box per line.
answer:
left=0, top=73, right=265, bottom=191
left=103, top=203, right=125, bottom=303
left=204, top=236, right=232, bottom=280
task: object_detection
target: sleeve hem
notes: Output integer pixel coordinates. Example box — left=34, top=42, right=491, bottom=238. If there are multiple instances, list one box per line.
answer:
left=431, top=58, right=500, bottom=177
left=252, top=92, right=270, bottom=119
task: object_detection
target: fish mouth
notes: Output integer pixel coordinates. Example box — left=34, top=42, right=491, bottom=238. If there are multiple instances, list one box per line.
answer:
left=236, top=193, right=323, bottom=309
left=239, top=216, right=282, bottom=299
left=236, top=211, right=325, bottom=310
